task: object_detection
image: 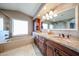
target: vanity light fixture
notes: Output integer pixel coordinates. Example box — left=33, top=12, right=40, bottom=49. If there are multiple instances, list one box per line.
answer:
left=46, top=13, right=50, bottom=20
left=42, top=10, right=58, bottom=20
left=46, top=13, right=49, bottom=18
left=47, top=17, right=49, bottom=20
left=49, top=15, right=53, bottom=19
left=49, top=10, right=58, bottom=18
left=49, top=11, right=54, bottom=16
left=42, top=16, right=46, bottom=20
left=49, top=11, right=53, bottom=19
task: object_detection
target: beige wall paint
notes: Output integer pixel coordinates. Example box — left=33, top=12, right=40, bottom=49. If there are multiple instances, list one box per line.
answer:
left=0, top=10, right=33, bottom=36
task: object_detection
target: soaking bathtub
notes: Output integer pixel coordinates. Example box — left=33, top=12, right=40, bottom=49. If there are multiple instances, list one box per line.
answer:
left=0, top=35, right=33, bottom=53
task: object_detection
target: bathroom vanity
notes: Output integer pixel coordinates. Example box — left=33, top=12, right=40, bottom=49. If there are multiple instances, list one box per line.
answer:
left=33, top=5, right=79, bottom=56
left=33, top=32, right=79, bottom=56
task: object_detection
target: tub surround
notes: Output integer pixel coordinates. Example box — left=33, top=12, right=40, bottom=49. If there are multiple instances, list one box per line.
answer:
left=33, top=32, right=79, bottom=55
left=0, top=35, right=33, bottom=53
left=0, top=43, right=42, bottom=56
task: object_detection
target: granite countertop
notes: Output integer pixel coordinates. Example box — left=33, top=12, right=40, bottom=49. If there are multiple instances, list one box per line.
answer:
left=33, top=32, right=79, bottom=53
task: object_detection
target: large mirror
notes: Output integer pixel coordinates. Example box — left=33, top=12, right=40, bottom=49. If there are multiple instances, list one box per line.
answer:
left=42, top=8, right=76, bottom=30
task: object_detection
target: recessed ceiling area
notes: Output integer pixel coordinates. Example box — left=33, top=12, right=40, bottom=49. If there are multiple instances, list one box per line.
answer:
left=0, top=3, right=43, bottom=17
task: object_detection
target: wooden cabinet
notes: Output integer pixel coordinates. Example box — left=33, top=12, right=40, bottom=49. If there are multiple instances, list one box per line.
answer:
left=38, top=36, right=47, bottom=55
left=47, top=45, right=55, bottom=56
left=0, top=44, right=4, bottom=53
left=34, top=35, right=47, bottom=55
left=55, top=49, right=69, bottom=56
left=34, top=35, right=79, bottom=56
left=46, top=40, right=79, bottom=56
left=46, top=46, right=68, bottom=56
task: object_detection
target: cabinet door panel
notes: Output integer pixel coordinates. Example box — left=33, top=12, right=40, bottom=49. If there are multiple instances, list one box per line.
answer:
left=47, top=40, right=79, bottom=56
left=0, top=45, right=4, bottom=53
left=47, top=46, right=55, bottom=56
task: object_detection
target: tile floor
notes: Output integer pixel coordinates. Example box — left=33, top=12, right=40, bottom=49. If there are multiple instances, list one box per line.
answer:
left=0, top=43, right=42, bottom=56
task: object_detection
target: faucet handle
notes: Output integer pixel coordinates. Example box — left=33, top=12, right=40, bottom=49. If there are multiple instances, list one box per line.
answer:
left=62, top=34, right=65, bottom=38
left=59, top=33, right=61, bottom=37
left=67, top=35, right=69, bottom=38
left=67, top=34, right=71, bottom=39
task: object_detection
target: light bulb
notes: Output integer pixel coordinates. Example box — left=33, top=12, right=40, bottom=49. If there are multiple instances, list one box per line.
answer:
left=54, top=14, right=58, bottom=17
left=42, top=16, right=46, bottom=19
left=46, top=13, right=49, bottom=18
left=49, top=15, right=53, bottom=19
left=47, top=17, right=49, bottom=20
left=49, top=11, right=54, bottom=16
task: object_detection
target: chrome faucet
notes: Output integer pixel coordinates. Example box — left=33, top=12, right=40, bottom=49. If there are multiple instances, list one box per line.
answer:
left=62, top=34, right=65, bottom=38
left=67, top=34, right=71, bottom=39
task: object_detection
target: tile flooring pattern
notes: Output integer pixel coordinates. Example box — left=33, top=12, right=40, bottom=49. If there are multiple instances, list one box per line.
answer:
left=0, top=43, right=42, bottom=56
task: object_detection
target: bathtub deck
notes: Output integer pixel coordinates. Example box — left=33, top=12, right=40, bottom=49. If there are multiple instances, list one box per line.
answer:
left=0, top=35, right=33, bottom=53
left=0, top=43, right=42, bottom=56
left=0, top=35, right=42, bottom=56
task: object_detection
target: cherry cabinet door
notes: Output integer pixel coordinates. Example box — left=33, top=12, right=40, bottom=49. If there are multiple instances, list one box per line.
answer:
left=0, top=45, right=4, bottom=53
left=47, top=45, right=55, bottom=56
left=38, top=36, right=47, bottom=55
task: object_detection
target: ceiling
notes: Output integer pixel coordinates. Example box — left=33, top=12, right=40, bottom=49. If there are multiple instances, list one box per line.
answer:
left=0, top=3, right=43, bottom=17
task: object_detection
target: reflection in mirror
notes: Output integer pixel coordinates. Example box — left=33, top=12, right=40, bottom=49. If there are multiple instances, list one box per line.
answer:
left=42, top=8, right=75, bottom=30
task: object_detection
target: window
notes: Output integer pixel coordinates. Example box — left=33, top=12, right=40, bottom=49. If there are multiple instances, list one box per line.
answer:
left=0, top=17, right=3, bottom=31
left=49, top=24, right=53, bottom=30
left=12, top=19, right=28, bottom=36
left=42, top=23, right=48, bottom=29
